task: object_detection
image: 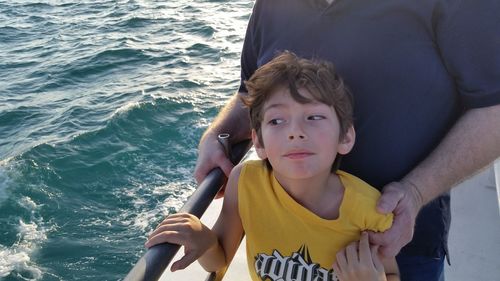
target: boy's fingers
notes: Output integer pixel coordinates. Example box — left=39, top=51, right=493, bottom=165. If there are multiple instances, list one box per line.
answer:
left=160, top=213, right=195, bottom=225
left=345, top=242, right=358, bottom=264
left=170, top=251, right=198, bottom=272
left=335, top=249, right=348, bottom=270
left=149, top=213, right=197, bottom=239
left=332, top=262, right=342, bottom=277
left=148, top=223, right=183, bottom=239
left=148, top=224, right=171, bottom=239
left=145, top=231, right=183, bottom=248
left=370, top=245, right=384, bottom=271
left=148, top=216, right=183, bottom=239
left=358, top=232, right=371, bottom=264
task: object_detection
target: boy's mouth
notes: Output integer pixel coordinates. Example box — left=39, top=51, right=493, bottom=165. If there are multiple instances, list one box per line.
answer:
left=283, top=150, right=314, bottom=159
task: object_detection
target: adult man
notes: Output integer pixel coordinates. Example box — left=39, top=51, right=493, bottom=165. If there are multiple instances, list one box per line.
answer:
left=194, top=0, right=500, bottom=279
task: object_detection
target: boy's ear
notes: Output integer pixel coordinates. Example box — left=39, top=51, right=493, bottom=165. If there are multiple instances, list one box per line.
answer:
left=338, top=126, right=355, bottom=155
left=251, top=129, right=268, bottom=159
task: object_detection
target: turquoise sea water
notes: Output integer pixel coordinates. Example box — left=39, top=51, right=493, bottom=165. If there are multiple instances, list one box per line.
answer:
left=0, top=1, right=252, bottom=280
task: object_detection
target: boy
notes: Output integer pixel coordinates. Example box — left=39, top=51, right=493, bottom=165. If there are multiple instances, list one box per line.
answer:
left=146, top=52, right=399, bottom=281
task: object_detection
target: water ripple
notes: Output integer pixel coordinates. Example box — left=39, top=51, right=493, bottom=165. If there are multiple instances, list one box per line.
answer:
left=0, top=0, right=254, bottom=279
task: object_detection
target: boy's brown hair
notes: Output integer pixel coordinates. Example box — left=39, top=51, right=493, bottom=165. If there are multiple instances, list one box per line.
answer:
left=241, top=51, right=354, bottom=171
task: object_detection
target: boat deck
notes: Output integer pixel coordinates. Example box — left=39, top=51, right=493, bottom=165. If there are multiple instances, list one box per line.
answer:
left=161, top=163, right=500, bottom=280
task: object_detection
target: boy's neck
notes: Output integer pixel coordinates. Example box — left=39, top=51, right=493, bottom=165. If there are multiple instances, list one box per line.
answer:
left=274, top=171, right=344, bottom=220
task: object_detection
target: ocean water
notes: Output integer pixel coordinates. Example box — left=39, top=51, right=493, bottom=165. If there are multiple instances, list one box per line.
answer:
left=0, top=1, right=253, bottom=280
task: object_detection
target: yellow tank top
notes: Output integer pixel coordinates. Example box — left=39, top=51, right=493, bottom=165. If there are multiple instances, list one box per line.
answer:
left=238, top=160, right=393, bottom=281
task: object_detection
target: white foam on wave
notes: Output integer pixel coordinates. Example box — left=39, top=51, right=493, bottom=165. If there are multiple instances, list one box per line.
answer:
left=113, top=101, right=141, bottom=116
left=0, top=197, right=50, bottom=279
left=111, top=90, right=152, bottom=117
left=116, top=181, right=196, bottom=233
left=19, top=196, right=41, bottom=212
left=0, top=220, right=46, bottom=279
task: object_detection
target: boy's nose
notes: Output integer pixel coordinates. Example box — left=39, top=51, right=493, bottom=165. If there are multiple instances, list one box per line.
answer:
left=288, top=121, right=307, bottom=140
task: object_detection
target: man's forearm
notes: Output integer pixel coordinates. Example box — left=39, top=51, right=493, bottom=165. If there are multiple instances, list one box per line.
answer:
left=200, top=92, right=252, bottom=145
left=404, top=104, right=500, bottom=206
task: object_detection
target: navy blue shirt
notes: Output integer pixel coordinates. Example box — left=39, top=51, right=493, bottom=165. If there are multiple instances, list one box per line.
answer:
left=239, top=0, right=500, bottom=258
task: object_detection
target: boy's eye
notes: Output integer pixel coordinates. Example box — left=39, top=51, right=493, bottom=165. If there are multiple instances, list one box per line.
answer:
left=268, top=118, right=284, bottom=125
left=308, top=115, right=325, bottom=120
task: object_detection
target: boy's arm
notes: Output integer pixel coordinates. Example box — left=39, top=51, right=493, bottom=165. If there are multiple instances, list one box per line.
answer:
left=145, top=212, right=222, bottom=271
left=145, top=164, right=245, bottom=272
left=198, top=163, right=245, bottom=271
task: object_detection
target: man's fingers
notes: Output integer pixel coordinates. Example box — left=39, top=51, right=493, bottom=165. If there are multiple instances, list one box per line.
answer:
left=370, top=180, right=421, bottom=259
left=378, top=242, right=400, bottom=258
left=368, top=229, right=389, bottom=249
left=369, top=227, right=399, bottom=258
left=219, top=157, right=234, bottom=178
left=194, top=137, right=235, bottom=184
left=194, top=153, right=234, bottom=184
left=369, top=215, right=412, bottom=258
left=377, top=183, right=404, bottom=214
left=194, top=160, right=212, bottom=184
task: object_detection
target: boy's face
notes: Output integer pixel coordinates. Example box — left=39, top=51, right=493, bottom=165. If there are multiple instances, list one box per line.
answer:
left=252, top=87, right=355, bottom=180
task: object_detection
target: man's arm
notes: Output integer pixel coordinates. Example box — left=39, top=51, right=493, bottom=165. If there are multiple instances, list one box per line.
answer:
left=371, top=104, right=500, bottom=257
left=194, top=92, right=251, bottom=183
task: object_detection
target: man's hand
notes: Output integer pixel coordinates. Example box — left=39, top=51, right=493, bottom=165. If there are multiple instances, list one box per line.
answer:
left=145, top=213, right=218, bottom=271
left=193, top=132, right=234, bottom=185
left=369, top=181, right=424, bottom=258
left=193, top=92, right=252, bottom=193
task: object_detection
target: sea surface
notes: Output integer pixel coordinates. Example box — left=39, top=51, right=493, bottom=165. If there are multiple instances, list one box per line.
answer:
left=0, top=1, right=253, bottom=280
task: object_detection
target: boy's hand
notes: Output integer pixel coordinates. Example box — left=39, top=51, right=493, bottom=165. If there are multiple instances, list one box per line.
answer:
left=333, top=232, right=386, bottom=281
left=145, top=213, right=218, bottom=271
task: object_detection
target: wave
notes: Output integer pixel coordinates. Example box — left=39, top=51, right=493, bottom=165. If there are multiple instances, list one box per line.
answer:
left=0, top=95, right=204, bottom=277
left=0, top=195, right=49, bottom=280
left=117, top=16, right=165, bottom=29
left=63, top=48, right=153, bottom=81
left=0, top=0, right=252, bottom=278
left=21, top=2, right=52, bottom=9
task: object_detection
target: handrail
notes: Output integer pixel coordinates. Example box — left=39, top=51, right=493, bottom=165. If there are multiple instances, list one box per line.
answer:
left=124, top=140, right=252, bottom=281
